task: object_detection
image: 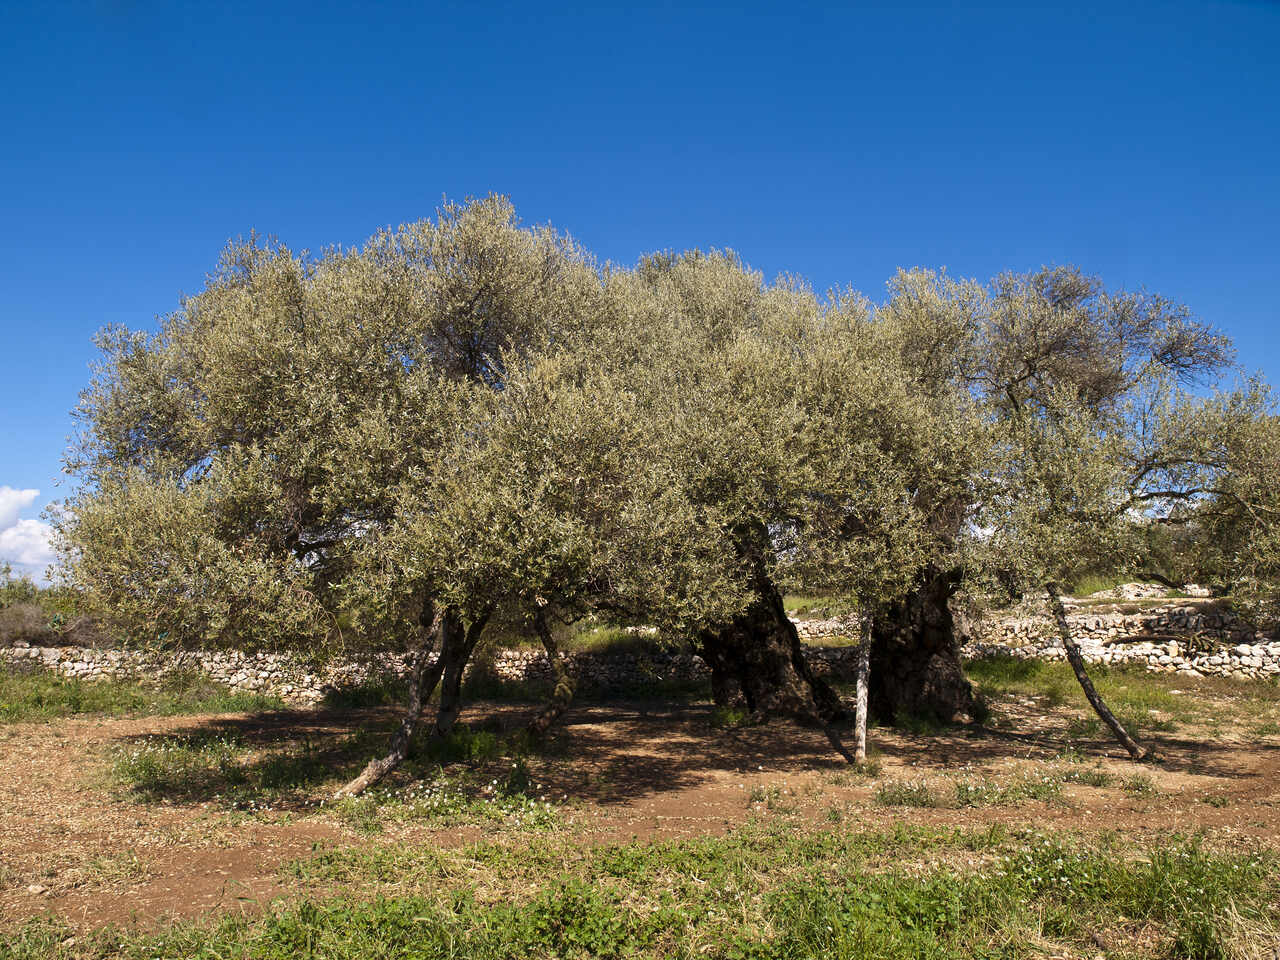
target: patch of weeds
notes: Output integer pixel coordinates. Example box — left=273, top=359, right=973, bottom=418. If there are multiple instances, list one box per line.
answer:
left=966, top=655, right=1073, bottom=707
left=331, top=794, right=384, bottom=834
left=1252, top=720, right=1280, bottom=737
left=82, top=851, right=149, bottom=886
left=1056, top=765, right=1114, bottom=788
left=874, top=778, right=938, bottom=808
left=319, top=675, right=407, bottom=709
left=953, top=774, right=1063, bottom=808
left=283, top=843, right=448, bottom=884
left=110, top=732, right=249, bottom=799
left=1200, top=794, right=1230, bottom=808
left=1122, top=772, right=1159, bottom=797
left=109, top=728, right=376, bottom=806
left=747, top=784, right=796, bottom=813
left=824, top=805, right=844, bottom=824
left=967, top=655, right=1200, bottom=732
left=564, top=624, right=656, bottom=655
left=824, top=756, right=881, bottom=786
left=852, top=757, right=882, bottom=777
left=0, top=666, right=284, bottom=723
left=333, top=759, right=564, bottom=834
left=415, top=724, right=506, bottom=765
left=709, top=705, right=753, bottom=729
left=1065, top=715, right=1102, bottom=739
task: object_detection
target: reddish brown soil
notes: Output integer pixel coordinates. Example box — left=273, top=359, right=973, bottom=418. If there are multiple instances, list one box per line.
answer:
left=2, top=688, right=1278, bottom=932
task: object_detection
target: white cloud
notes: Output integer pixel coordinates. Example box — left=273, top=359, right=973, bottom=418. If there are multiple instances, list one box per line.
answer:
left=0, top=487, right=55, bottom=574
left=0, top=486, right=39, bottom=530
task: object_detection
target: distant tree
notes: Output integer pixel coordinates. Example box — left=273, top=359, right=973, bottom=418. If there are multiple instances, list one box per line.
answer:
left=1140, top=393, right=1280, bottom=623
left=0, top=562, right=39, bottom=610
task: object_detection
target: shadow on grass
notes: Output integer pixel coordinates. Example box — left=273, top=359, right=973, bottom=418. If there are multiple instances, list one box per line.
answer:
left=103, top=652, right=1280, bottom=813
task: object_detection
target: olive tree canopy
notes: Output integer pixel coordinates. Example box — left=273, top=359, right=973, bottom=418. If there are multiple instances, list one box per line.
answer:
left=55, top=198, right=1277, bottom=784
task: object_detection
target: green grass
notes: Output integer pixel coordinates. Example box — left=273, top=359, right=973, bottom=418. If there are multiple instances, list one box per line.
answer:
left=952, top=773, right=1063, bottom=807
left=3, top=825, right=1275, bottom=959
left=494, top=622, right=660, bottom=655
left=965, top=654, right=1198, bottom=737
left=108, top=727, right=369, bottom=806
left=874, top=778, right=939, bottom=807
left=783, top=594, right=837, bottom=618
left=0, top=666, right=285, bottom=723
left=1067, top=571, right=1131, bottom=596
left=1122, top=772, right=1160, bottom=798
left=874, top=764, right=1108, bottom=811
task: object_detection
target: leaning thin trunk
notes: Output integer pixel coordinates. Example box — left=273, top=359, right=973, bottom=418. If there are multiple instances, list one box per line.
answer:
left=335, top=606, right=446, bottom=799
left=1046, top=583, right=1149, bottom=761
left=526, top=611, right=577, bottom=740
left=854, top=617, right=871, bottom=764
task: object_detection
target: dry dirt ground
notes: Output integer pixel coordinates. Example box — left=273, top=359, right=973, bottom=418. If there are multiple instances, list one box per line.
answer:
left=2, top=679, right=1280, bottom=933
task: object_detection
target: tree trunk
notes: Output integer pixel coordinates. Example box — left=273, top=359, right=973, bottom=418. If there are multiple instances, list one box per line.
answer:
left=699, top=567, right=846, bottom=723
left=525, top=611, right=577, bottom=740
left=335, top=604, right=446, bottom=799
left=430, top=608, right=491, bottom=740
left=869, top=565, right=977, bottom=724
left=854, top=617, right=871, bottom=763
left=698, top=559, right=856, bottom=763
left=1046, top=583, right=1150, bottom=760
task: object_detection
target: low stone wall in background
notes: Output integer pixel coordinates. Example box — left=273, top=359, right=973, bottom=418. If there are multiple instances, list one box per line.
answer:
left=2, top=601, right=1277, bottom=705
left=963, top=602, right=1280, bottom=681
left=794, top=600, right=1280, bottom=681
left=0, top=639, right=868, bottom=706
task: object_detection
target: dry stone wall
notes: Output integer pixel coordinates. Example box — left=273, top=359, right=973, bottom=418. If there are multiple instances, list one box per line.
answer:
left=2, top=601, right=1277, bottom=704
left=962, top=602, right=1280, bottom=681
left=0, top=639, right=864, bottom=705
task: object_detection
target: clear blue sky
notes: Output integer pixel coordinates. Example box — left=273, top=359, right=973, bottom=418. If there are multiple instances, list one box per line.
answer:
left=2, top=0, right=1277, bottom=576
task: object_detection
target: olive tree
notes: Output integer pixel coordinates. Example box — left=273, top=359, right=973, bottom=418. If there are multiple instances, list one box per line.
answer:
left=864, top=266, right=1236, bottom=722
left=54, top=197, right=611, bottom=792
left=561, top=252, right=980, bottom=758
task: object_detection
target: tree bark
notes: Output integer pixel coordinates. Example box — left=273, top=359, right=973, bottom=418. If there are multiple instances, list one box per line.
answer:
left=868, top=565, right=977, bottom=724
left=430, top=607, right=492, bottom=740
left=335, top=604, right=446, bottom=799
left=1046, top=583, right=1150, bottom=760
left=697, top=557, right=856, bottom=763
left=854, top=617, right=871, bottom=763
left=699, top=566, right=846, bottom=723
left=525, top=611, right=577, bottom=740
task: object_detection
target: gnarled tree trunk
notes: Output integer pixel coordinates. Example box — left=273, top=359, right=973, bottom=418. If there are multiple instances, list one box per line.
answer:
left=699, top=569, right=845, bottom=723
left=868, top=566, right=977, bottom=724
left=698, top=557, right=855, bottom=762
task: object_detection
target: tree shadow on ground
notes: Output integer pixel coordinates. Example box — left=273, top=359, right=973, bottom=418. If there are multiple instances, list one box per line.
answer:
left=105, top=692, right=1279, bottom=811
